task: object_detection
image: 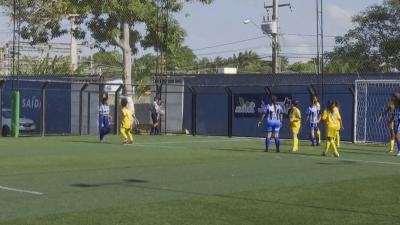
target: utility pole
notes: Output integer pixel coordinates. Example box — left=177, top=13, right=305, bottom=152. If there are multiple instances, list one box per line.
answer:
left=264, top=1, right=291, bottom=75
left=69, top=14, right=79, bottom=72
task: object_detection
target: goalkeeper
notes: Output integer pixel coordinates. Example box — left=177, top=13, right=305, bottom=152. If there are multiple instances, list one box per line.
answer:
left=380, top=93, right=400, bottom=152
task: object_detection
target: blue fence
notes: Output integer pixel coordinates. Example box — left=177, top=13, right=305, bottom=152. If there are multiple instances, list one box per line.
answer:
left=179, top=73, right=400, bottom=141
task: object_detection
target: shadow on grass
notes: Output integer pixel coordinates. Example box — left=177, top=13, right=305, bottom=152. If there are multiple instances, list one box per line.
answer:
left=71, top=179, right=149, bottom=188
left=63, top=140, right=115, bottom=145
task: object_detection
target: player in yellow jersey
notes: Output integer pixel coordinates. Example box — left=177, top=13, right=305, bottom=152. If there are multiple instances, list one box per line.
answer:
left=320, top=101, right=341, bottom=157
left=120, top=98, right=136, bottom=145
left=379, top=93, right=400, bottom=152
left=333, top=101, right=343, bottom=148
left=289, top=100, right=301, bottom=152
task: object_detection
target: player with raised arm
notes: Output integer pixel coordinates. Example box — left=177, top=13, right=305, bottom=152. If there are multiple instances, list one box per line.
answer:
left=289, top=100, right=301, bottom=152
left=306, top=95, right=321, bottom=146
left=320, top=101, right=341, bottom=157
left=258, top=95, right=283, bottom=152
left=99, top=96, right=111, bottom=143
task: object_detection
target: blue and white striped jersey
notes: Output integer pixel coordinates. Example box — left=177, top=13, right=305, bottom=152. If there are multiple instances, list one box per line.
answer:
left=263, top=104, right=283, bottom=121
left=307, top=105, right=320, bottom=124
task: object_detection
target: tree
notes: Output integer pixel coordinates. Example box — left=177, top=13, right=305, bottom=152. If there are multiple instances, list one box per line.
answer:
left=0, top=0, right=212, bottom=103
left=327, top=0, right=400, bottom=73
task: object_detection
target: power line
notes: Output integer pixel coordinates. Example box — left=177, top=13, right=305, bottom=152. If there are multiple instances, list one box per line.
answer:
left=192, top=35, right=267, bottom=51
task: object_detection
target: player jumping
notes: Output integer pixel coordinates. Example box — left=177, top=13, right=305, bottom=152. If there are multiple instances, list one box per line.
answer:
left=289, top=100, right=301, bottom=152
left=258, top=95, right=283, bottom=152
left=306, top=95, right=321, bottom=146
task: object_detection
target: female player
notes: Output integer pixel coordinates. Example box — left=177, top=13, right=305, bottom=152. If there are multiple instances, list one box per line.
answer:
left=258, top=95, right=283, bottom=152
left=380, top=93, right=400, bottom=152
left=306, top=95, right=321, bottom=146
left=120, top=98, right=136, bottom=145
left=389, top=95, right=400, bottom=156
left=99, top=96, right=111, bottom=142
left=289, top=100, right=301, bottom=152
left=333, top=101, right=344, bottom=148
left=320, top=101, right=341, bottom=157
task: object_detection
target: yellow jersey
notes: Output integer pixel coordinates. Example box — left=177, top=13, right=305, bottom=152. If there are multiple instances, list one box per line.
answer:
left=322, top=109, right=341, bottom=129
left=290, top=106, right=301, bottom=128
left=121, top=107, right=133, bottom=129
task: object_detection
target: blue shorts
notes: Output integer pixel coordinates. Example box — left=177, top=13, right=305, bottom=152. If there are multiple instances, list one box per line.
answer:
left=395, top=123, right=400, bottom=134
left=265, top=120, right=281, bottom=133
left=309, top=123, right=319, bottom=131
left=99, top=116, right=110, bottom=129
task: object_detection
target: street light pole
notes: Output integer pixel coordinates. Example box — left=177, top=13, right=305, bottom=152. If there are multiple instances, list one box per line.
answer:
left=271, top=0, right=279, bottom=75
left=69, top=14, right=79, bottom=72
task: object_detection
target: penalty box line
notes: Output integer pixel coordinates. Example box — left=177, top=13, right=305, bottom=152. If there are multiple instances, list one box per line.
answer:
left=0, top=185, right=43, bottom=196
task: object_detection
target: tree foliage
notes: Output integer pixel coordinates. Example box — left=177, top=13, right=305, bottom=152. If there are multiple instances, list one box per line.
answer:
left=327, top=0, right=400, bottom=73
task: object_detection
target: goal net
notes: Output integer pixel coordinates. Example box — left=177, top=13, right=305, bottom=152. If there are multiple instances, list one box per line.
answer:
left=355, top=80, right=400, bottom=143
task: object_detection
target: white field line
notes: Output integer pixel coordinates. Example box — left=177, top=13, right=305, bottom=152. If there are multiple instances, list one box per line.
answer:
left=291, top=154, right=400, bottom=166
left=0, top=185, right=43, bottom=195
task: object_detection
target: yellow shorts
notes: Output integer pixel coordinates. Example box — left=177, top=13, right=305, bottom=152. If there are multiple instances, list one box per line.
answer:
left=326, top=127, right=337, bottom=138
left=291, top=125, right=301, bottom=134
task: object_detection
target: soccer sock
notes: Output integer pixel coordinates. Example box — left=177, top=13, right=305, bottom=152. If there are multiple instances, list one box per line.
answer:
left=265, top=138, right=270, bottom=151
left=390, top=139, right=395, bottom=151
left=331, top=140, right=339, bottom=157
left=100, top=128, right=104, bottom=140
left=396, top=139, right=400, bottom=151
left=310, top=136, right=315, bottom=144
left=293, top=138, right=299, bottom=151
left=335, top=132, right=341, bottom=146
left=128, top=131, right=134, bottom=143
left=274, top=137, right=281, bottom=152
left=324, top=142, right=330, bottom=155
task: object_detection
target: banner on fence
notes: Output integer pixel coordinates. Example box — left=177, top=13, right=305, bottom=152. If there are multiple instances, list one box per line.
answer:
left=234, top=94, right=293, bottom=118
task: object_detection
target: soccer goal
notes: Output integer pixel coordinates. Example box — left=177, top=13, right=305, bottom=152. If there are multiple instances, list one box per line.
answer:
left=354, top=80, right=400, bottom=143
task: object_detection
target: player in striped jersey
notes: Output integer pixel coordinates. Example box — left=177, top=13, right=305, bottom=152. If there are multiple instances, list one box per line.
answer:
left=99, top=96, right=111, bottom=142
left=306, top=95, right=321, bottom=146
left=258, top=95, right=283, bottom=152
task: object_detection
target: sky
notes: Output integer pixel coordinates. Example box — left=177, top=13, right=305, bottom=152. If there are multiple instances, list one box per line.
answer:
left=0, top=0, right=385, bottom=63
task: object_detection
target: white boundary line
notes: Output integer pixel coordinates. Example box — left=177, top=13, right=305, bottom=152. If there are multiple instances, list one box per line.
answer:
left=0, top=185, right=43, bottom=195
left=296, top=154, right=400, bottom=166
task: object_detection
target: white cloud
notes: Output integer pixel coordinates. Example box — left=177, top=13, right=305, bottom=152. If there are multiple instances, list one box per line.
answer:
left=326, top=4, right=355, bottom=31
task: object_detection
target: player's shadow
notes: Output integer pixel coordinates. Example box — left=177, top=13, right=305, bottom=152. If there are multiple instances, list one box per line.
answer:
left=211, top=148, right=264, bottom=153
left=63, top=140, right=115, bottom=145
left=71, top=179, right=149, bottom=188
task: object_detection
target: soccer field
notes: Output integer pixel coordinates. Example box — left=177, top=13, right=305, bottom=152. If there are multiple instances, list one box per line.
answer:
left=0, top=135, right=399, bottom=225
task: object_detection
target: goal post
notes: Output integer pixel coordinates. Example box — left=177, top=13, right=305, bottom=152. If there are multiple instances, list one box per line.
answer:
left=354, top=80, right=400, bottom=143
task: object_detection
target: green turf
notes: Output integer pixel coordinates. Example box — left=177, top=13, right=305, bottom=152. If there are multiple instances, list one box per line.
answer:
left=0, top=135, right=399, bottom=225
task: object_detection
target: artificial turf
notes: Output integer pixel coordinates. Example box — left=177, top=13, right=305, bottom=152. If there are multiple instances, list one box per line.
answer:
left=0, top=135, right=399, bottom=225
